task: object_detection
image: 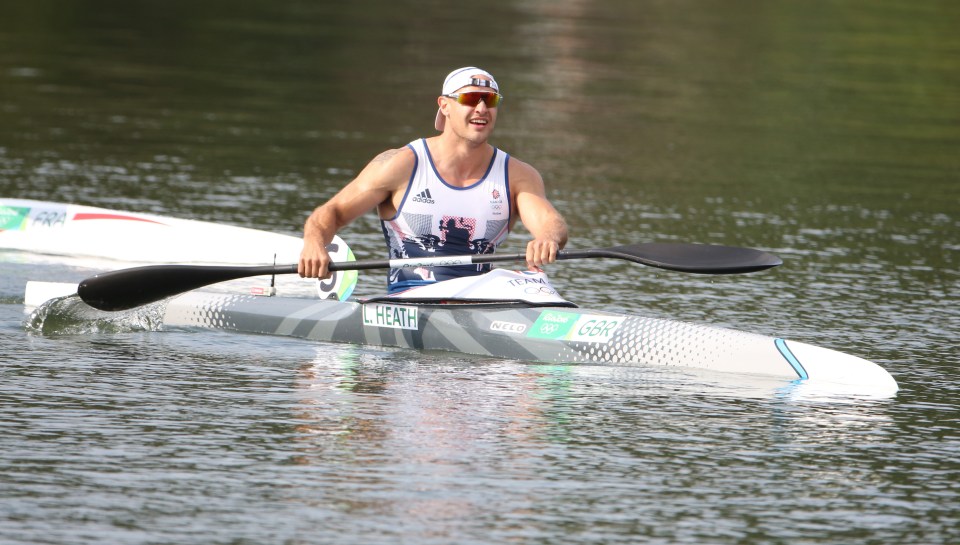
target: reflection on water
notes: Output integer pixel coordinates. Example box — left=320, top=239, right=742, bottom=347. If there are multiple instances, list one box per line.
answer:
left=281, top=345, right=903, bottom=540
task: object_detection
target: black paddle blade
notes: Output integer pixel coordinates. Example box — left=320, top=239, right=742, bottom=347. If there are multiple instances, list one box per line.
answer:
left=570, top=243, right=782, bottom=274
left=78, top=264, right=294, bottom=311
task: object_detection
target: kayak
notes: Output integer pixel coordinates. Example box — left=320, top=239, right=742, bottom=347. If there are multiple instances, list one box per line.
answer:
left=24, top=271, right=899, bottom=398
left=1, top=198, right=358, bottom=300
left=1, top=197, right=305, bottom=265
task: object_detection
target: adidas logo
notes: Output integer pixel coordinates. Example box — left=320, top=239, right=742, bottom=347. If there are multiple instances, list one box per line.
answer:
left=412, top=188, right=435, bottom=204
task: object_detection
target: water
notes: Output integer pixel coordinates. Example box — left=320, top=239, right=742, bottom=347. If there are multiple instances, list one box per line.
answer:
left=2, top=0, right=959, bottom=543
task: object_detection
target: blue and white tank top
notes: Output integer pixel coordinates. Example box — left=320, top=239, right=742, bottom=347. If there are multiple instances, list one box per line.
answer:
left=380, top=138, right=511, bottom=293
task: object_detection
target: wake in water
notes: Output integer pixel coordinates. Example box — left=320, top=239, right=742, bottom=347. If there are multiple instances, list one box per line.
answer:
left=24, top=294, right=167, bottom=336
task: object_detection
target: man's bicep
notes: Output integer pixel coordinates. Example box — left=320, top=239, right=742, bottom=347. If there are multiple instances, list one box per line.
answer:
left=327, top=148, right=412, bottom=225
left=513, top=175, right=568, bottom=246
left=517, top=192, right=564, bottom=226
left=513, top=171, right=556, bottom=221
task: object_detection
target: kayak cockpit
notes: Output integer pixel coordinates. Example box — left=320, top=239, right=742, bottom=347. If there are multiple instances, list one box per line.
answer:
left=360, top=269, right=575, bottom=309
left=361, top=296, right=578, bottom=309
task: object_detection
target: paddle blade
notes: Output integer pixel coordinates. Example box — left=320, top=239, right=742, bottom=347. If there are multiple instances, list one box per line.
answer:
left=78, top=264, right=294, bottom=311
left=581, top=243, right=783, bottom=274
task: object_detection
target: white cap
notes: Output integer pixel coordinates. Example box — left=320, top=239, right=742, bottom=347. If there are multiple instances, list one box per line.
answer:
left=434, top=66, right=500, bottom=131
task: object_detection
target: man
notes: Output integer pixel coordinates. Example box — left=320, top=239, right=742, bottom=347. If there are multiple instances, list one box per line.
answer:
left=298, top=66, right=568, bottom=293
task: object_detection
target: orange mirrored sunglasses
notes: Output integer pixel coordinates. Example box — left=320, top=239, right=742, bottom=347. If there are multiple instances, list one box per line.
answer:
left=444, top=92, right=503, bottom=108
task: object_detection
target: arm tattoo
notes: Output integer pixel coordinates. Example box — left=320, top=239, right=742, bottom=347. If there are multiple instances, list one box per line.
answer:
left=372, top=148, right=401, bottom=165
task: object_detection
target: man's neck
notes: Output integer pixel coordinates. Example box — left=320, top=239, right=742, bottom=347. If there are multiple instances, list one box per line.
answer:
left=426, top=135, right=494, bottom=187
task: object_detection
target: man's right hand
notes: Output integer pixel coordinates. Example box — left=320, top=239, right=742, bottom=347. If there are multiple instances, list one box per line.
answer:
left=298, top=243, right=332, bottom=279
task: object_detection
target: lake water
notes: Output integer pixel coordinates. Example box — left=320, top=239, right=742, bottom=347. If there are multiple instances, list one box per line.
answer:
left=2, top=1, right=958, bottom=543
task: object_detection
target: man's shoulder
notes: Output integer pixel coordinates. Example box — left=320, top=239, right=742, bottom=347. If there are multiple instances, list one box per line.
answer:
left=371, top=146, right=415, bottom=167
left=506, top=155, right=543, bottom=185
left=354, top=146, right=417, bottom=194
left=368, top=146, right=417, bottom=181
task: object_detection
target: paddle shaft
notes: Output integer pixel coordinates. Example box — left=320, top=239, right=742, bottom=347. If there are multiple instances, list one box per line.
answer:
left=78, top=243, right=782, bottom=311
left=338, top=244, right=780, bottom=274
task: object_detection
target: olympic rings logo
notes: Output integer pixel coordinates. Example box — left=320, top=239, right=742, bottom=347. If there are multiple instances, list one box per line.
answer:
left=538, top=323, right=561, bottom=334
left=524, top=286, right=557, bottom=295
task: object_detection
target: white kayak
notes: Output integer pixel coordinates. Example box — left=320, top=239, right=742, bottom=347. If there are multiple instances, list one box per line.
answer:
left=2, top=197, right=305, bottom=265
left=1, top=198, right=358, bottom=300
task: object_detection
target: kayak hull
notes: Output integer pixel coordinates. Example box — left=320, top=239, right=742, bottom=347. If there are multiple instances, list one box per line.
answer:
left=163, top=291, right=898, bottom=394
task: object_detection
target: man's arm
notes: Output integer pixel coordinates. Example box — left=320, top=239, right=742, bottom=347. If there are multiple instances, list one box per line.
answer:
left=299, top=148, right=413, bottom=278
left=510, top=159, right=568, bottom=271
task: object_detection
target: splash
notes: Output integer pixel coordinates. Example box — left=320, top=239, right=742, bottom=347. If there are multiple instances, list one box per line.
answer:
left=24, top=294, right=167, bottom=336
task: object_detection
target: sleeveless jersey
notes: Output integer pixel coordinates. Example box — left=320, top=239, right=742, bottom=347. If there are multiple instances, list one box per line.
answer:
left=380, top=138, right=511, bottom=293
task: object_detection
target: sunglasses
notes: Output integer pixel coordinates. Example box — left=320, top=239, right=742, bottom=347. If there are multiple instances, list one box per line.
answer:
left=444, top=92, right=503, bottom=108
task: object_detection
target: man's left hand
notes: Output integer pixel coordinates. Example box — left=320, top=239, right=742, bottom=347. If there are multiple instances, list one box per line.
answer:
left=525, top=238, right=561, bottom=272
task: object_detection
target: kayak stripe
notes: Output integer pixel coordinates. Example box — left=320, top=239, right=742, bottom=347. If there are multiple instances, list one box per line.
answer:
left=73, top=212, right=166, bottom=225
left=775, top=338, right=808, bottom=380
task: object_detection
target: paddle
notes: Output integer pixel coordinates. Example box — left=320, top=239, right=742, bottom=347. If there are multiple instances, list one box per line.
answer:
left=77, top=242, right=781, bottom=311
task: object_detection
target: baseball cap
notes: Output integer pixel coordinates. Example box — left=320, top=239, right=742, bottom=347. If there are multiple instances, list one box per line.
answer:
left=434, top=66, right=500, bottom=131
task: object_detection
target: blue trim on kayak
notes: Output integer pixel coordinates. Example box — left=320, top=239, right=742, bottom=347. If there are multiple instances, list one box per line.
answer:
left=775, top=338, right=809, bottom=380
